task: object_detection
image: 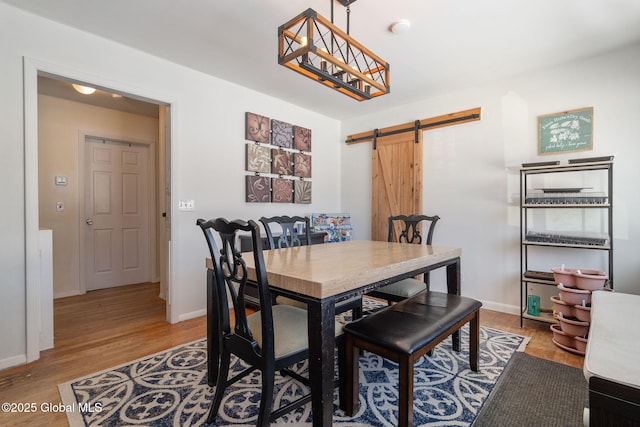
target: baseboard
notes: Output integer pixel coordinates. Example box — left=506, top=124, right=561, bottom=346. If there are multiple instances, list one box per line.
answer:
left=177, top=308, right=206, bottom=322
left=0, top=353, right=27, bottom=371
left=480, top=300, right=520, bottom=316
left=54, top=289, right=84, bottom=299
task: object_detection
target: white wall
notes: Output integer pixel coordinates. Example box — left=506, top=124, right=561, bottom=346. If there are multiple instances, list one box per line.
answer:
left=342, top=42, right=640, bottom=313
left=0, top=3, right=341, bottom=368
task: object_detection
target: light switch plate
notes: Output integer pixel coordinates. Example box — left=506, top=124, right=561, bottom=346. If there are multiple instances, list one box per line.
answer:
left=178, top=200, right=195, bottom=211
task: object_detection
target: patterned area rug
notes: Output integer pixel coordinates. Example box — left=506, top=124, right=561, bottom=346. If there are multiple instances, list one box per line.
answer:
left=59, top=302, right=528, bottom=426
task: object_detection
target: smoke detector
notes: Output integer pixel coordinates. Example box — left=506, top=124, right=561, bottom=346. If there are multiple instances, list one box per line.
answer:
left=389, top=20, right=411, bottom=35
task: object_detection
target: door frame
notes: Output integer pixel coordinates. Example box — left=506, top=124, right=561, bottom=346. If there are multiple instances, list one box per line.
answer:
left=78, top=132, right=157, bottom=293
left=23, top=57, right=176, bottom=362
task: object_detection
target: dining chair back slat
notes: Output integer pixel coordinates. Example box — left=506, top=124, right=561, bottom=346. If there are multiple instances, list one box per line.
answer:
left=260, top=215, right=310, bottom=249
left=368, top=214, right=441, bottom=304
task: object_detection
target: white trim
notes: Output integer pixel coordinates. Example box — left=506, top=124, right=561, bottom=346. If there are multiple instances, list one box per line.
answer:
left=53, top=289, right=85, bottom=299
left=177, top=308, right=207, bottom=322
left=167, top=105, right=180, bottom=324
left=23, top=56, right=178, bottom=364
left=0, top=354, right=27, bottom=371
left=480, top=300, right=520, bottom=316
left=24, top=58, right=41, bottom=363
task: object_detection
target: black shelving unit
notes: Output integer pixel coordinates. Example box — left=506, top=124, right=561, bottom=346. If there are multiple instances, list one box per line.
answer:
left=520, top=160, right=613, bottom=327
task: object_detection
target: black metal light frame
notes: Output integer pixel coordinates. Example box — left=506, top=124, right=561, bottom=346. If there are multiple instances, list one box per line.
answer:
left=278, top=6, right=390, bottom=101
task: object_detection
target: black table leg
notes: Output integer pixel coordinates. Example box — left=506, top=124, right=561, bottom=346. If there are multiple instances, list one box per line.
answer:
left=307, top=298, right=336, bottom=427
left=446, top=257, right=462, bottom=351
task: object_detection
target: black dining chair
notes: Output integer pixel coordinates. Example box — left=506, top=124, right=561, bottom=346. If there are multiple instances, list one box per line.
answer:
left=260, top=215, right=310, bottom=249
left=197, top=217, right=346, bottom=426
left=259, top=215, right=363, bottom=319
left=367, top=214, right=441, bottom=304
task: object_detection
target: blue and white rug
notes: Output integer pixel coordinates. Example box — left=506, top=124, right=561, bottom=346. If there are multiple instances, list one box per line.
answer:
left=59, top=303, right=528, bottom=426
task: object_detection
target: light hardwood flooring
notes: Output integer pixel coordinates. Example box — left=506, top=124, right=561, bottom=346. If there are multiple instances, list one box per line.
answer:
left=0, top=282, right=584, bottom=426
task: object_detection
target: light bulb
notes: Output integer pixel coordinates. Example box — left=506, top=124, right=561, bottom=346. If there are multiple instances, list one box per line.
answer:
left=72, top=84, right=96, bottom=95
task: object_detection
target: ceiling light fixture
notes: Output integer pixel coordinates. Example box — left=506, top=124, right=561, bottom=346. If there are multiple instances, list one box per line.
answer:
left=278, top=0, right=390, bottom=101
left=72, top=84, right=96, bottom=95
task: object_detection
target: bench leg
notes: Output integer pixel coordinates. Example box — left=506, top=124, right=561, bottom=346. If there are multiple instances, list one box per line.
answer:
left=452, top=330, right=460, bottom=351
left=469, top=310, right=480, bottom=371
left=398, top=355, right=414, bottom=427
left=345, top=334, right=359, bottom=415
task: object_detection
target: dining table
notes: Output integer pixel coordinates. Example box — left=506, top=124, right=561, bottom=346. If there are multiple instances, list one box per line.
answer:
left=205, top=239, right=462, bottom=427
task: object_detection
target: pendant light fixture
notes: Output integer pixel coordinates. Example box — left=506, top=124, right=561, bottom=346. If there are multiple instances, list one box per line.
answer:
left=278, top=0, right=390, bottom=101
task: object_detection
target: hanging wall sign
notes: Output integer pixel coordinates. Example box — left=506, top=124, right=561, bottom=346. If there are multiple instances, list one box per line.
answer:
left=538, top=107, right=593, bottom=155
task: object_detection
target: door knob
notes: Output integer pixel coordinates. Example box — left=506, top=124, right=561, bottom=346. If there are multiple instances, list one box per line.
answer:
left=86, top=218, right=94, bottom=225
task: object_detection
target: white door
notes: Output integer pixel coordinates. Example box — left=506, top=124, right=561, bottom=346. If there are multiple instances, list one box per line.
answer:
left=85, top=139, right=150, bottom=290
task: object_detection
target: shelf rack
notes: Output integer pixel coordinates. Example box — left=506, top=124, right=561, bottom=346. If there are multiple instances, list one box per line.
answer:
left=519, top=160, right=613, bottom=327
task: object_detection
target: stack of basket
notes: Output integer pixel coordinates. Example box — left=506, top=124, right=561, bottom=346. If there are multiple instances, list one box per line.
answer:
left=549, top=267, right=609, bottom=355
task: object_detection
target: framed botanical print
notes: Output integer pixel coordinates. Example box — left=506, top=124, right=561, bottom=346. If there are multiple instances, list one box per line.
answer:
left=538, top=107, right=593, bottom=155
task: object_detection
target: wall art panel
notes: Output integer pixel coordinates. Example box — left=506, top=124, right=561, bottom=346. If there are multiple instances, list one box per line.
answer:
left=246, top=176, right=271, bottom=203
left=271, top=149, right=292, bottom=175
left=294, top=180, right=312, bottom=204
left=272, top=178, right=293, bottom=203
left=293, top=125, right=312, bottom=151
left=245, top=112, right=270, bottom=143
left=293, top=153, right=312, bottom=178
left=271, top=119, right=293, bottom=148
left=245, top=144, right=271, bottom=173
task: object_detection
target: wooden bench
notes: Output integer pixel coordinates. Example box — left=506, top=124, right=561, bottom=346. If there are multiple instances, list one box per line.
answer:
left=343, top=290, right=482, bottom=427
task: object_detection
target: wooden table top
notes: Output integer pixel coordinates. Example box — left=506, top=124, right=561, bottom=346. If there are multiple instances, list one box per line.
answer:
left=206, top=240, right=460, bottom=299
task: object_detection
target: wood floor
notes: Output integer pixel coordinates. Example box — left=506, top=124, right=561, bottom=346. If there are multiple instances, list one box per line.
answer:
left=0, top=282, right=584, bottom=426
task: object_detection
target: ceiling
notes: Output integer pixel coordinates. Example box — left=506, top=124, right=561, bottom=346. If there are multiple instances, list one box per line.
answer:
left=6, top=0, right=640, bottom=120
left=38, top=76, right=160, bottom=118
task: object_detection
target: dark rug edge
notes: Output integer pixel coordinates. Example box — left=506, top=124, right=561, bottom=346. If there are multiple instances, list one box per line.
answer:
left=473, top=352, right=589, bottom=427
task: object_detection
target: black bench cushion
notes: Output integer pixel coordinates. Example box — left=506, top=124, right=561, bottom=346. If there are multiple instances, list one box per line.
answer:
left=344, top=291, right=482, bottom=355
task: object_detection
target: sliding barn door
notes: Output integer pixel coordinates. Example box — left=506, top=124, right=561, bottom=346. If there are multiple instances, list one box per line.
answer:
left=371, top=131, right=423, bottom=241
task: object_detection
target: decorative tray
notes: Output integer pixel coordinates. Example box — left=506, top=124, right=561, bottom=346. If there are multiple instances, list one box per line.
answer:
left=537, top=187, right=590, bottom=193
left=568, top=155, right=614, bottom=164
left=525, top=192, right=607, bottom=205
left=525, top=232, right=608, bottom=246
left=524, top=270, right=556, bottom=282
left=521, top=160, right=560, bottom=168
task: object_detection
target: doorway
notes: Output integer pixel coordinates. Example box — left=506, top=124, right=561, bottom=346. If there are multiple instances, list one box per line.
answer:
left=25, top=63, right=173, bottom=362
